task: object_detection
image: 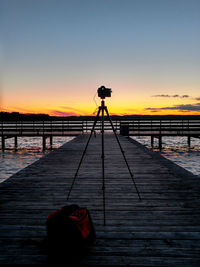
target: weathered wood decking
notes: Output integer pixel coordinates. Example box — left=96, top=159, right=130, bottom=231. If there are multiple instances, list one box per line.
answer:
left=0, top=134, right=200, bottom=265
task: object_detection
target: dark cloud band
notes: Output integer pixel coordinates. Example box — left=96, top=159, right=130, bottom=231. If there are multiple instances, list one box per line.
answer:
left=146, top=103, right=200, bottom=112
left=152, top=94, right=189, bottom=98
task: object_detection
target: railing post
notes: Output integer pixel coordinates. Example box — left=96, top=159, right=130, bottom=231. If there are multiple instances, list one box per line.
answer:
left=182, top=119, right=183, bottom=133
left=159, top=119, right=162, bottom=147
left=160, top=119, right=161, bottom=132
left=21, top=120, right=22, bottom=135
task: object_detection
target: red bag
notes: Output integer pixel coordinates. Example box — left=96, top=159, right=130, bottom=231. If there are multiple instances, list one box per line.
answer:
left=69, top=208, right=93, bottom=240
left=46, top=205, right=95, bottom=263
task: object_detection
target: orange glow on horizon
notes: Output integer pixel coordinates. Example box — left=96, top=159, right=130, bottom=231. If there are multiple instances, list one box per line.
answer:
left=1, top=85, right=200, bottom=116
left=1, top=105, right=200, bottom=116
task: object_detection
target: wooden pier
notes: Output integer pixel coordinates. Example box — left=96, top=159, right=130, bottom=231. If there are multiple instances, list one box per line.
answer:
left=0, top=134, right=200, bottom=265
left=1, top=115, right=200, bottom=150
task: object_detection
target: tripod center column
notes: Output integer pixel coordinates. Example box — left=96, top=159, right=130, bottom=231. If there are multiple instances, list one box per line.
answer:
left=101, top=99, right=105, bottom=187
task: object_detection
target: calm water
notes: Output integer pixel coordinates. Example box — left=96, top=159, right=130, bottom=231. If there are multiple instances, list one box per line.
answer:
left=131, top=136, right=200, bottom=176
left=0, top=136, right=199, bottom=183
left=0, top=136, right=74, bottom=182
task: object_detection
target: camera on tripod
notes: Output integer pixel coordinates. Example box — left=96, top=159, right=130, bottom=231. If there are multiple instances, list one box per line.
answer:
left=97, top=86, right=112, bottom=99
left=68, top=85, right=141, bottom=226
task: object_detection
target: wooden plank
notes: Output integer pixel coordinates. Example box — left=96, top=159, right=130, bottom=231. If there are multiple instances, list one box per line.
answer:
left=0, top=134, right=200, bottom=265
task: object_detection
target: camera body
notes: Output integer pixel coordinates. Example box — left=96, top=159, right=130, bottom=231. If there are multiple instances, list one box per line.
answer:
left=97, top=86, right=112, bottom=99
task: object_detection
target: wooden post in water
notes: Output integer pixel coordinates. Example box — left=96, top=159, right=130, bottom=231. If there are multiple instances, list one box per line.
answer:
left=151, top=135, right=154, bottom=148
left=14, top=136, right=18, bottom=150
left=187, top=136, right=191, bottom=147
left=50, top=136, right=53, bottom=149
left=1, top=136, right=5, bottom=151
left=159, top=135, right=162, bottom=150
left=42, top=136, right=46, bottom=151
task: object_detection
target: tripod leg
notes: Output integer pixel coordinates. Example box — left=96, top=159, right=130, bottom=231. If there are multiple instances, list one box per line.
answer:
left=105, top=107, right=141, bottom=201
left=101, top=101, right=106, bottom=226
left=67, top=107, right=101, bottom=200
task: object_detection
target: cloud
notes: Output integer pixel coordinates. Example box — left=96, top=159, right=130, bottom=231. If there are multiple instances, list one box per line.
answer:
left=172, top=95, right=179, bottom=98
left=47, top=106, right=88, bottom=116
left=182, top=95, right=190, bottom=98
left=146, top=103, right=200, bottom=112
left=145, top=108, right=160, bottom=112
left=152, top=94, right=170, bottom=97
left=1, top=106, right=40, bottom=114
left=0, top=107, right=9, bottom=112
left=59, top=106, right=84, bottom=112
left=50, top=110, right=78, bottom=116
left=194, top=97, right=200, bottom=101
left=58, top=106, right=88, bottom=115
left=10, top=106, right=34, bottom=113
left=152, top=94, right=190, bottom=98
left=49, top=105, right=90, bottom=116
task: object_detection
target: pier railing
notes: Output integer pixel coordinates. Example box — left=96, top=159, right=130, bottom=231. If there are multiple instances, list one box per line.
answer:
left=0, top=120, right=83, bottom=136
left=119, top=119, right=200, bottom=136
left=1, top=116, right=200, bottom=137
left=1, top=116, right=199, bottom=150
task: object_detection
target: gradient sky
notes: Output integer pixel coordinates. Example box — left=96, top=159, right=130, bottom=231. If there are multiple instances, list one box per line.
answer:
left=1, top=0, right=200, bottom=116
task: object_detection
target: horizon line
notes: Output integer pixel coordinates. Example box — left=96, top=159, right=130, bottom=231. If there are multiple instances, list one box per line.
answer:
left=1, top=111, right=200, bottom=117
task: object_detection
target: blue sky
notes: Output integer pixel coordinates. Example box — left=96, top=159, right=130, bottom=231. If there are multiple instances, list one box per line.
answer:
left=1, top=0, right=200, bottom=115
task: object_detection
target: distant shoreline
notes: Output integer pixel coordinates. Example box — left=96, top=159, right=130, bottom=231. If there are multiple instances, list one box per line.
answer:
left=1, top=111, right=200, bottom=121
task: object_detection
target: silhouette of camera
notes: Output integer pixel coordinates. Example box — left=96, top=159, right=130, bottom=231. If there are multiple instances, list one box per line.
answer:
left=97, top=86, right=112, bottom=99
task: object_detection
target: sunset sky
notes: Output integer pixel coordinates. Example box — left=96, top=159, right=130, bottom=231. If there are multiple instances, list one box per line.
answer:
left=1, top=0, right=200, bottom=116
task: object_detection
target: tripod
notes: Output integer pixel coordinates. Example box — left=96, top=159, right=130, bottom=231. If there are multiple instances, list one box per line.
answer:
left=67, top=99, right=141, bottom=225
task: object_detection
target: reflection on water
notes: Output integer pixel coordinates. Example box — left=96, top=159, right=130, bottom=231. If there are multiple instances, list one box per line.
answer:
left=0, top=137, right=74, bottom=182
left=131, top=136, right=200, bottom=176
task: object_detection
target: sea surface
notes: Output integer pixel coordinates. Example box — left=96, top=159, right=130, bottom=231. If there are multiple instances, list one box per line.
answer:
left=0, top=135, right=199, bottom=183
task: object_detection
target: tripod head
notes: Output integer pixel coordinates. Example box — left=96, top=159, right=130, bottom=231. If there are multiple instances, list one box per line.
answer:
left=97, top=86, right=112, bottom=99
